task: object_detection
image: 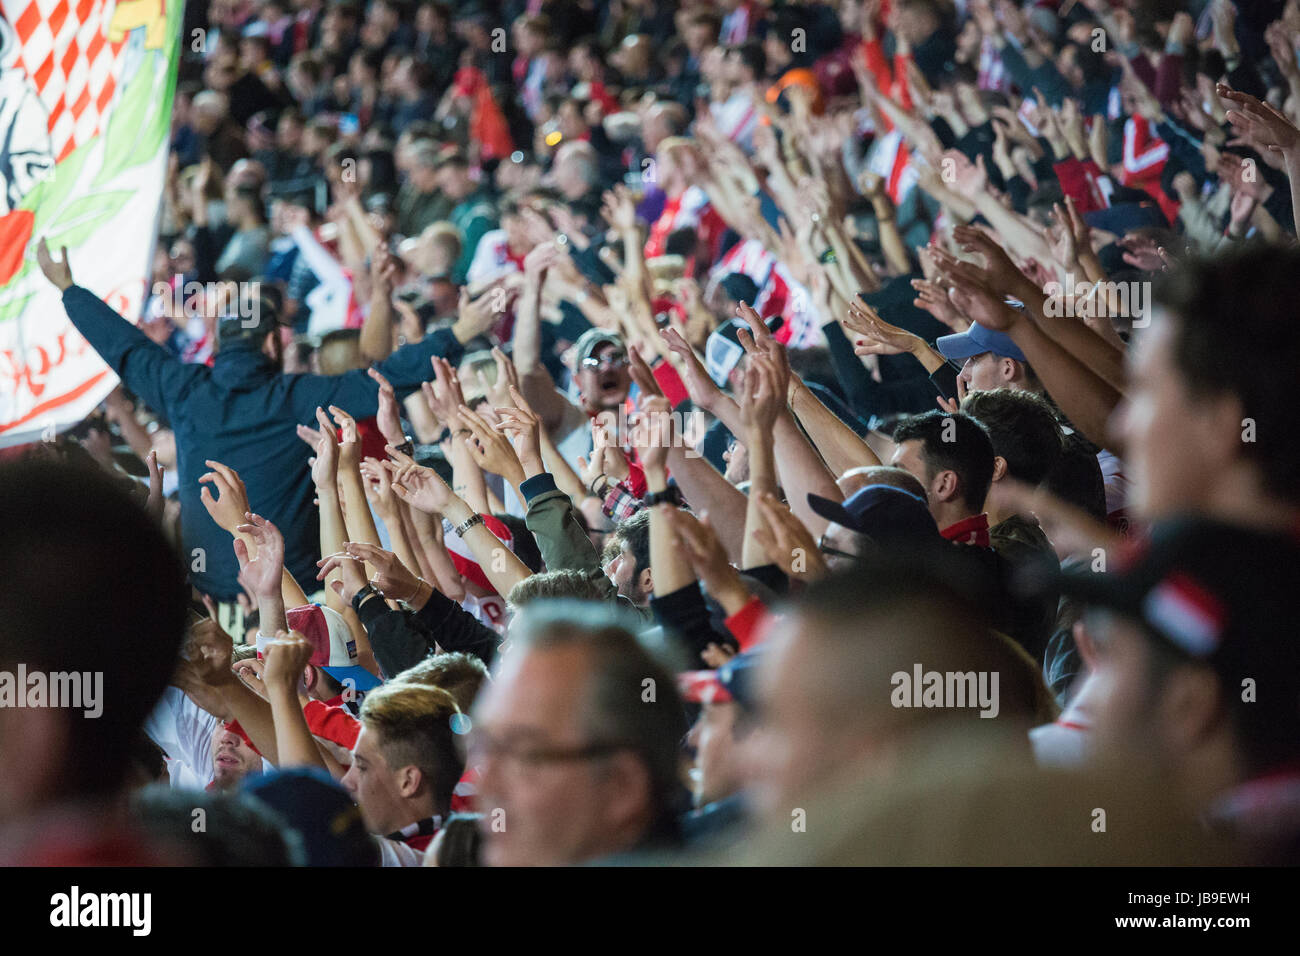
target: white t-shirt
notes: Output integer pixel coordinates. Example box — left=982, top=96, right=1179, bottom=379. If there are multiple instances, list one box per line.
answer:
left=143, top=687, right=222, bottom=790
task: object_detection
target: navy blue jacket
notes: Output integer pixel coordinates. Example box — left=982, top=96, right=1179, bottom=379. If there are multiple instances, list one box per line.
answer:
left=61, top=286, right=465, bottom=599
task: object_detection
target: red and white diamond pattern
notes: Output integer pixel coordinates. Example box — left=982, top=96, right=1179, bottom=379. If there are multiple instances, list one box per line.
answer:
left=2, top=0, right=125, bottom=162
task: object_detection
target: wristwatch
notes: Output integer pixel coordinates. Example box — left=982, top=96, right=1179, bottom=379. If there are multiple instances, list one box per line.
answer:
left=352, top=583, right=381, bottom=612
left=394, top=437, right=415, bottom=457
left=644, top=485, right=684, bottom=508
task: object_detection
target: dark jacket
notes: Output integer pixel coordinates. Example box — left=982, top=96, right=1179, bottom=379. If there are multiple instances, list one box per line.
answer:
left=61, top=285, right=465, bottom=599
left=356, top=588, right=501, bottom=678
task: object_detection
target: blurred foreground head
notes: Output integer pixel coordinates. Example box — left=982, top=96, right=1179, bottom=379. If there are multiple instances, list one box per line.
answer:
left=743, top=552, right=1053, bottom=822
left=0, top=458, right=188, bottom=819
left=1118, top=245, right=1300, bottom=523
left=471, top=601, right=688, bottom=866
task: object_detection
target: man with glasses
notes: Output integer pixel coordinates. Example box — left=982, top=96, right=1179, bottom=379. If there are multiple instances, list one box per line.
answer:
left=470, top=601, right=688, bottom=865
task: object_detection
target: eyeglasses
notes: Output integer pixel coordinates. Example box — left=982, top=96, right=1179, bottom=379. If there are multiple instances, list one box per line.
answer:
left=582, top=353, right=629, bottom=371
left=467, top=731, right=628, bottom=770
left=817, top=533, right=859, bottom=563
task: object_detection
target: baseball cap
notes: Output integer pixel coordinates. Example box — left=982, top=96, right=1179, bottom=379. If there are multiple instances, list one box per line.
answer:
left=936, top=322, right=1026, bottom=363
left=807, top=484, right=942, bottom=545
left=243, top=768, right=378, bottom=866
left=705, top=318, right=747, bottom=387
left=256, top=604, right=383, bottom=692
left=1058, top=518, right=1300, bottom=734
left=574, top=328, right=625, bottom=368
left=678, top=649, right=763, bottom=712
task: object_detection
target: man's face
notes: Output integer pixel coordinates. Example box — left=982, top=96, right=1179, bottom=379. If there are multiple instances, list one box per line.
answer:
left=473, top=645, right=640, bottom=866
left=741, top=616, right=856, bottom=818
left=818, top=522, right=862, bottom=572
left=341, top=725, right=409, bottom=835
left=889, top=441, right=936, bottom=500
left=686, top=701, right=743, bottom=806
left=210, top=725, right=260, bottom=789
left=959, top=352, right=1013, bottom=391
left=1084, top=612, right=1166, bottom=764
left=1112, top=315, right=1223, bottom=519
left=578, top=342, right=631, bottom=410
left=603, top=541, right=646, bottom=603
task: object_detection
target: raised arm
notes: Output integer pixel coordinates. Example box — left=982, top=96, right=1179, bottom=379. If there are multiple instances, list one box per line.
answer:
left=39, top=240, right=198, bottom=423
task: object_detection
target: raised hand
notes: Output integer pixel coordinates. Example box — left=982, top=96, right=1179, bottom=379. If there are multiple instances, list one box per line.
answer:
left=387, top=444, right=457, bottom=513
left=846, top=297, right=923, bottom=356
left=660, top=326, right=723, bottom=409
left=321, top=541, right=424, bottom=604
left=494, top=386, right=545, bottom=476
left=750, top=492, right=829, bottom=581
left=309, top=406, right=340, bottom=489
left=261, top=630, right=315, bottom=694
left=328, top=405, right=361, bottom=468
left=199, top=459, right=250, bottom=532
left=737, top=351, right=786, bottom=434
left=911, top=279, right=968, bottom=331
left=631, top=395, right=674, bottom=475
left=232, top=512, right=286, bottom=599
left=35, top=238, right=74, bottom=291
left=367, top=368, right=406, bottom=447
left=423, top=356, right=468, bottom=428
left=458, top=402, right=525, bottom=486
left=359, top=457, right=399, bottom=517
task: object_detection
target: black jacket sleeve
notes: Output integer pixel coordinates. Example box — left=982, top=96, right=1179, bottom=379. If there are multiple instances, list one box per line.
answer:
left=651, top=583, right=732, bottom=661
left=411, top=589, right=503, bottom=665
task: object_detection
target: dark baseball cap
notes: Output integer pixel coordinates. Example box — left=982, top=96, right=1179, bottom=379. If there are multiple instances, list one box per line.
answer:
left=807, top=484, right=942, bottom=545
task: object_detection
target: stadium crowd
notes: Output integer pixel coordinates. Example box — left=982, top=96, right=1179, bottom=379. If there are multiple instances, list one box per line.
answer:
left=3, top=0, right=1300, bottom=866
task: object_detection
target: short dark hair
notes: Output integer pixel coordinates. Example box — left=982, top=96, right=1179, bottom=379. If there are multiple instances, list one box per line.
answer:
left=613, top=508, right=652, bottom=575
left=728, top=40, right=766, bottom=80
left=1155, top=246, right=1300, bottom=504
left=891, top=411, right=996, bottom=513
left=961, top=388, right=1063, bottom=486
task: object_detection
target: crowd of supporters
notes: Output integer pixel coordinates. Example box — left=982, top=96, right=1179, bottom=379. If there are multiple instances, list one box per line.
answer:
left=4, top=0, right=1300, bottom=867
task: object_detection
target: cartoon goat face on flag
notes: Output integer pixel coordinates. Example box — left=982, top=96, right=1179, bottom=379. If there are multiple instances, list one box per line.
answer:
left=0, top=16, right=55, bottom=214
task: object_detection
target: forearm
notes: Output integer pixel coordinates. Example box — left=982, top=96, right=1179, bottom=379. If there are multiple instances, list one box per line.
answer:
left=360, top=287, right=395, bottom=361
left=741, top=426, right=778, bottom=569
left=789, top=378, right=880, bottom=476
left=216, top=680, right=279, bottom=766
left=442, top=496, right=532, bottom=596
left=338, top=464, right=383, bottom=563
left=1020, top=287, right=1127, bottom=392
left=1006, top=319, right=1123, bottom=450
left=646, top=465, right=689, bottom=595
left=408, top=508, right=466, bottom=601
left=513, top=277, right=544, bottom=375
left=450, top=434, right=490, bottom=515
left=317, top=486, right=349, bottom=614
left=773, top=411, right=840, bottom=537
left=664, top=446, right=748, bottom=563
left=397, top=503, right=437, bottom=582
left=268, top=686, right=328, bottom=770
